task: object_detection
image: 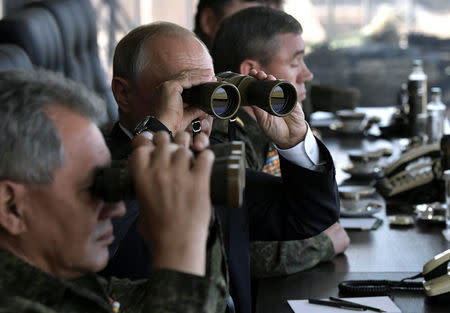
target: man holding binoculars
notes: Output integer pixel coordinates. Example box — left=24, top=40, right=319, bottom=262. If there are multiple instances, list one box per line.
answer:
left=106, top=22, right=339, bottom=313
left=211, top=6, right=350, bottom=278
left=0, top=70, right=227, bottom=312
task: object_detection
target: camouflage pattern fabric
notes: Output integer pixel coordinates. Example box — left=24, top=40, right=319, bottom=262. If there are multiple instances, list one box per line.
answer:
left=212, top=109, right=272, bottom=172
left=0, top=226, right=228, bottom=313
left=250, top=233, right=334, bottom=278
left=212, top=109, right=336, bottom=277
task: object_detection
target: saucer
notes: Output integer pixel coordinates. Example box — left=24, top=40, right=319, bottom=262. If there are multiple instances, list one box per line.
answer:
left=329, top=121, right=366, bottom=135
left=342, top=163, right=383, bottom=178
left=340, top=191, right=385, bottom=217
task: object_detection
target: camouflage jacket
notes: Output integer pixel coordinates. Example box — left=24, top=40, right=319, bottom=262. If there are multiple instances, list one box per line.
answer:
left=212, top=109, right=272, bottom=172
left=0, top=229, right=228, bottom=313
left=250, top=233, right=334, bottom=278
left=212, top=109, right=335, bottom=277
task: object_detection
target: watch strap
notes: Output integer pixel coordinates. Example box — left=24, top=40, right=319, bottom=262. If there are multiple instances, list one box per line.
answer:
left=133, top=116, right=173, bottom=140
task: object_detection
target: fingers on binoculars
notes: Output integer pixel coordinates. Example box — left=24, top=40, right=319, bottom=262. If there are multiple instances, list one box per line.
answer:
left=174, top=131, right=209, bottom=151
left=175, top=68, right=216, bottom=88
left=174, top=131, right=191, bottom=148
left=192, top=149, right=215, bottom=182
left=192, top=132, right=209, bottom=151
left=170, top=145, right=194, bottom=171
left=132, top=131, right=154, bottom=149
left=129, top=143, right=155, bottom=180
left=248, top=69, right=277, bottom=81
left=151, top=132, right=174, bottom=168
left=152, top=131, right=171, bottom=146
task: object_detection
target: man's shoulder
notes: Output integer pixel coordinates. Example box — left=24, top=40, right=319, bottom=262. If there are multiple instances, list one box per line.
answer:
left=0, top=295, right=56, bottom=313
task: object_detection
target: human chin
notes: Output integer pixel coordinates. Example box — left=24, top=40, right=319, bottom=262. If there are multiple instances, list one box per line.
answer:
left=87, top=233, right=113, bottom=272
left=86, top=244, right=110, bottom=272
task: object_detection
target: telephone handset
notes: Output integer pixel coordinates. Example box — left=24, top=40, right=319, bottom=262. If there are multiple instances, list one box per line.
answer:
left=422, top=249, right=450, bottom=300
left=376, top=143, right=442, bottom=200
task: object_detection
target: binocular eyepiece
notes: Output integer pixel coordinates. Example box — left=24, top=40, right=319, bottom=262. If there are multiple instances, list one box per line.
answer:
left=91, top=141, right=246, bottom=208
left=182, top=71, right=298, bottom=119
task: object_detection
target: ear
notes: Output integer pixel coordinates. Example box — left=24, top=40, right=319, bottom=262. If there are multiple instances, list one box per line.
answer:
left=199, top=8, right=220, bottom=46
left=0, top=181, right=27, bottom=235
left=239, top=59, right=262, bottom=75
left=111, top=77, right=134, bottom=114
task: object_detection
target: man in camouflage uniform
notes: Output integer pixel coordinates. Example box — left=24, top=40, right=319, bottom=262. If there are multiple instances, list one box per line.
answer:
left=211, top=6, right=350, bottom=278
left=0, top=70, right=228, bottom=313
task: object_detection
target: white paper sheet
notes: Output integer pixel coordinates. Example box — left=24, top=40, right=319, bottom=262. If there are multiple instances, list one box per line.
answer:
left=288, top=296, right=401, bottom=313
left=340, top=217, right=379, bottom=230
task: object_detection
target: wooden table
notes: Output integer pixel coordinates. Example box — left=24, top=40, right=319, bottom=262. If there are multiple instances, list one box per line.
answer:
left=256, top=113, right=450, bottom=313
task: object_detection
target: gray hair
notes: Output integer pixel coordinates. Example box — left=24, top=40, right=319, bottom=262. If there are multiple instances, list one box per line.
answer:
left=113, top=21, right=200, bottom=84
left=0, top=69, right=108, bottom=185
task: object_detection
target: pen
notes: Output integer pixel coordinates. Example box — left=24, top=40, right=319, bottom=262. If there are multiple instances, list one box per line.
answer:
left=329, top=297, right=386, bottom=312
left=308, top=298, right=364, bottom=311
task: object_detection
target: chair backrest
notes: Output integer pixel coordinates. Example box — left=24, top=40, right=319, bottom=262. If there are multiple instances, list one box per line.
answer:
left=0, top=0, right=118, bottom=123
left=0, top=5, right=64, bottom=72
left=38, top=0, right=117, bottom=122
left=0, top=44, right=33, bottom=71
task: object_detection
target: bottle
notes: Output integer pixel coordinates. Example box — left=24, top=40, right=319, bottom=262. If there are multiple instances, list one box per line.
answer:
left=427, top=87, right=446, bottom=144
left=408, top=59, right=428, bottom=136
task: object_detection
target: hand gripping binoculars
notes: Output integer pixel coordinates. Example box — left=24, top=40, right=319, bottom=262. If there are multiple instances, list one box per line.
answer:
left=182, top=71, right=298, bottom=119
left=91, top=141, right=246, bottom=208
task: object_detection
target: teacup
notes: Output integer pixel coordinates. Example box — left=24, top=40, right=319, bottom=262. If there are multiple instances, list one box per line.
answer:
left=339, top=185, right=376, bottom=212
left=336, top=110, right=366, bottom=133
left=348, top=150, right=383, bottom=171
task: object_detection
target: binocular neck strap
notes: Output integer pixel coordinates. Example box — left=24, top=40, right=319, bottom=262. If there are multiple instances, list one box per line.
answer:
left=228, top=117, right=237, bottom=141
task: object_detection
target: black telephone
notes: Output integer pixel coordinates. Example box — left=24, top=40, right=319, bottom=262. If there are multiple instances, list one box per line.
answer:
left=339, top=249, right=450, bottom=303
left=422, top=249, right=450, bottom=301
left=376, top=143, right=443, bottom=203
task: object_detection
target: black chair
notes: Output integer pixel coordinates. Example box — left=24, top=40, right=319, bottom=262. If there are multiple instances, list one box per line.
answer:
left=0, top=0, right=118, bottom=123
left=39, top=0, right=117, bottom=122
left=0, top=44, right=33, bottom=71
left=0, top=4, right=64, bottom=72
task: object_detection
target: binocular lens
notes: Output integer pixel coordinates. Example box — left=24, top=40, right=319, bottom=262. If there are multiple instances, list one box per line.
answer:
left=212, top=87, right=227, bottom=116
left=211, top=85, right=240, bottom=118
left=182, top=82, right=240, bottom=119
left=270, top=85, right=286, bottom=114
left=269, top=84, right=297, bottom=115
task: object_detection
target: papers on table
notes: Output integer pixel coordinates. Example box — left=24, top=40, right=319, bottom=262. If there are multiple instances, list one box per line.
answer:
left=340, top=217, right=382, bottom=230
left=288, top=296, right=401, bottom=313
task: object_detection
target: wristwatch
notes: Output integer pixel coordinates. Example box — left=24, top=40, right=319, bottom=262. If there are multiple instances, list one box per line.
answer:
left=133, top=115, right=173, bottom=139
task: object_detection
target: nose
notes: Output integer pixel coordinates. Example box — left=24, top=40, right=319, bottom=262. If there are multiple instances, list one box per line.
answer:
left=297, top=61, right=314, bottom=84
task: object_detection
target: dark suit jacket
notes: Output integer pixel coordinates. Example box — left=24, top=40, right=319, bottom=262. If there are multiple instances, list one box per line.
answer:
left=101, top=122, right=339, bottom=313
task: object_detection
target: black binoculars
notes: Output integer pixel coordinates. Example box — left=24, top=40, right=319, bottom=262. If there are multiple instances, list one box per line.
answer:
left=91, top=141, right=246, bottom=208
left=182, top=71, right=298, bottom=119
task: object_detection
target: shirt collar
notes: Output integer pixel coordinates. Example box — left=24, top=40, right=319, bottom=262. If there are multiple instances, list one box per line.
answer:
left=119, top=122, right=133, bottom=140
